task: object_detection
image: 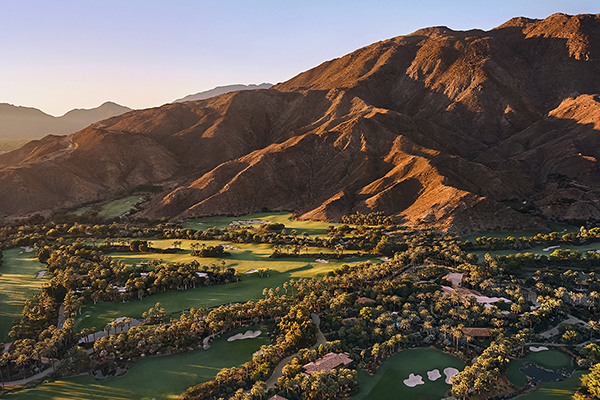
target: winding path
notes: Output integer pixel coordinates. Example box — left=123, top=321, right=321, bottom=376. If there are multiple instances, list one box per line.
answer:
left=2, top=365, right=54, bottom=388
left=265, top=313, right=326, bottom=388
left=539, top=314, right=588, bottom=338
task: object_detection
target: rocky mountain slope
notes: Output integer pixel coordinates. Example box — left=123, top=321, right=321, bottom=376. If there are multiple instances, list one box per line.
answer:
left=1, top=13, right=599, bottom=234
left=0, top=101, right=131, bottom=140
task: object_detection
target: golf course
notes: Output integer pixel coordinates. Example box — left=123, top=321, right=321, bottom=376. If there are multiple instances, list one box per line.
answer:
left=73, top=212, right=381, bottom=334
left=0, top=248, right=48, bottom=342
left=352, top=347, right=465, bottom=400
left=2, top=325, right=270, bottom=400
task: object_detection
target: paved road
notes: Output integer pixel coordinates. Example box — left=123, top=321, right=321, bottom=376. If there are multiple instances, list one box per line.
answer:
left=78, top=318, right=144, bottom=344
left=265, top=313, right=327, bottom=388
left=203, top=329, right=226, bottom=350
left=56, top=304, right=66, bottom=329
left=3, top=364, right=54, bottom=387
left=539, top=314, right=588, bottom=338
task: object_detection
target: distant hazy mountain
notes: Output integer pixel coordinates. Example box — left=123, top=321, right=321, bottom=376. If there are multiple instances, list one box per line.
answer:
left=0, top=101, right=132, bottom=140
left=173, top=83, right=273, bottom=103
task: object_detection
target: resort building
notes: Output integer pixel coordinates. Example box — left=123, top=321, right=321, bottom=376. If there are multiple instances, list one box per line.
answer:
left=303, top=352, right=353, bottom=374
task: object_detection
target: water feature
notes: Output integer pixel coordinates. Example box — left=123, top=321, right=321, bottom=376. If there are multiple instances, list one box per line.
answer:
left=520, top=363, right=569, bottom=382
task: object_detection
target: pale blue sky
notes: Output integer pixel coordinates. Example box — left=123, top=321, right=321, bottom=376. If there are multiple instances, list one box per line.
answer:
left=0, top=0, right=597, bottom=116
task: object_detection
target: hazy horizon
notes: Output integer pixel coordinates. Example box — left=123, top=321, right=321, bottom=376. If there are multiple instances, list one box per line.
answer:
left=1, top=0, right=597, bottom=116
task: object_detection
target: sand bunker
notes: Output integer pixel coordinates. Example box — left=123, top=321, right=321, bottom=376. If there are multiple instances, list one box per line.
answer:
left=227, top=330, right=262, bottom=342
left=36, top=271, right=47, bottom=279
left=543, top=245, right=560, bottom=252
left=427, top=369, right=442, bottom=381
left=229, top=219, right=269, bottom=226
left=529, top=346, right=549, bottom=352
left=245, top=269, right=258, bottom=274
left=403, top=373, right=425, bottom=387
left=380, top=257, right=391, bottom=262
left=315, top=259, right=329, bottom=263
left=221, top=244, right=239, bottom=250
left=444, top=367, right=459, bottom=384
left=20, top=246, right=34, bottom=253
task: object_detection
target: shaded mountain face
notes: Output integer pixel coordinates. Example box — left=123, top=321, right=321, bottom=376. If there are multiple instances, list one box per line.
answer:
left=1, top=13, right=600, bottom=234
left=173, top=83, right=273, bottom=103
left=0, top=102, right=131, bottom=140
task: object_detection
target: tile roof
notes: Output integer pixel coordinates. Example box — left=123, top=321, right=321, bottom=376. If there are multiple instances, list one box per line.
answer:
left=356, top=297, right=375, bottom=304
left=303, top=352, right=353, bottom=374
left=461, top=327, right=492, bottom=337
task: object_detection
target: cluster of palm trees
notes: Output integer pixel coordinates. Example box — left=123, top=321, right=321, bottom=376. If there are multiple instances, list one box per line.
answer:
left=1, top=318, right=79, bottom=384
left=340, top=211, right=395, bottom=226
left=465, top=227, right=600, bottom=252
left=450, top=335, right=514, bottom=399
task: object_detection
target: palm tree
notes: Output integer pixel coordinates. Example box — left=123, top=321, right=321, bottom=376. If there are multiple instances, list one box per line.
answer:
left=15, top=353, right=28, bottom=379
left=250, top=380, right=267, bottom=399
left=423, top=320, right=433, bottom=335
left=451, top=325, right=464, bottom=349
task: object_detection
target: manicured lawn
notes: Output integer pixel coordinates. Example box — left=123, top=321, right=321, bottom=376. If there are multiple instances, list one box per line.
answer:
left=508, top=349, right=572, bottom=386
left=2, top=325, right=270, bottom=400
left=182, top=212, right=346, bottom=237
left=77, top=232, right=379, bottom=334
left=528, top=349, right=572, bottom=370
left=352, top=348, right=465, bottom=400
left=109, top=238, right=362, bottom=272
left=0, top=248, right=48, bottom=342
left=98, top=196, right=144, bottom=219
left=518, top=370, right=585, bottom=400
left=73, top=206, right=91, bottom=216
left=76, top=252, right=376, bottom=333
left=461, top=223, right=579, bottom=242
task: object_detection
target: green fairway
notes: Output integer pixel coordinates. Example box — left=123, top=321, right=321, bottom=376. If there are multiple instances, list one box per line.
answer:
left=0, top=248, right=48, bottom=342
left=352, top=348, right=465, bottom=400
left=182, top=211, right=346, bottom=236
left=77, top=231, right=379, bottom=334
left=76, top=252, right=376, bottom=333
left=527, top=349, right=572, bottom=370
left=109, top=238, right=361, bottom=271
left=518, top=370, right=585, bottom=400
left=98, top=196, right=144, bottom=219
left=1, top=325, right=270, bottom=400
left=461, top=223, right=579, bottom=242
left=508, top=349, right=572, bottom=386
left=73, top=206, right=92, bottom=216
left=471, top=241, right=600, bottom=260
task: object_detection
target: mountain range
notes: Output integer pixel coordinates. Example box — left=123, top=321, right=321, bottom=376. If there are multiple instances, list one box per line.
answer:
left=1, top=13, right=600, bottom=234
left=0, top=102, right=132, bottom=140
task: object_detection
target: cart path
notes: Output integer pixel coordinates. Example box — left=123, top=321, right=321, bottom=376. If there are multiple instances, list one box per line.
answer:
left=265, top=313, right=326, bottom=387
